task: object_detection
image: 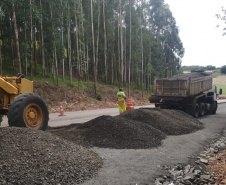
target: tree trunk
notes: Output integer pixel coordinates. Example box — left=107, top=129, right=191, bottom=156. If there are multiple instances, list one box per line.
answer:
left=96, top=0, right=100, bottom=82
left=80, top=0, right=86, bottom=79
left=140, top=0, right=144, bottom=97
left=52, top=51, right=55, bottom=81
left=30, top=0, right=33, bottom=77
left=40, top=0, right=45, bottom=79
left=34, top=24, right=37, bottom=75
left=118, top=15, right=120, bottom=86
left=12, top=3, right=22, bottom=73
left=119, top=0, right=124, bottom=87
left=124, top=27, right=126, bottom=85
left=24, top=21, right=28, bottom=76
left=50, top=4, right=55, bottom=82
left=61, top=1, right=65, bottom=82
left=103, top=0, right=107, bottom=83
left=128, top=0, right=132, bottom=97
left=87, top=43, right=89, bottom=82
left=67, top=1, right=72, bottom=84
left=0, top=40, right=2, bottom=75
left=74, top=2, right=80, bottom=75
left=111, top=6, right=114, bottom=85
left=91, top=0, right=97, bottom=95
left=55, top=47, right=59, bottom=85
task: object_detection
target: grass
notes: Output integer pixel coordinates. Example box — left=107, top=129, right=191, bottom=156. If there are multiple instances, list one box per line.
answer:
left=212, top=69, right=222, bottom=78
left=215, top=83, right=226, bottom=95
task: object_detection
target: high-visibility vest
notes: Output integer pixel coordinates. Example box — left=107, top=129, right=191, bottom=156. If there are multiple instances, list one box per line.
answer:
left=117, top=91, right=126, bottom=103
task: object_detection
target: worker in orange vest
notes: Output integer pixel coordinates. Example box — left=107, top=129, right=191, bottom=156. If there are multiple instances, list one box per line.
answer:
left=117, top=88, right=126, bottom=114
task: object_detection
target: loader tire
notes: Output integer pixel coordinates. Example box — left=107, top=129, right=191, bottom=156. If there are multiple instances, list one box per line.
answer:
left=8, top=93, right=49, bottom=131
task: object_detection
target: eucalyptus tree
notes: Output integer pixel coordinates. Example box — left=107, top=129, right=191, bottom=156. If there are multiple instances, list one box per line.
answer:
left=39, top=0, right=45, bottom=79
left=29, top=0, right=33, bottom=76
left=0, top=0, right=185, bottom=94
left=119, top=0, right=124, bottom=87
left=91, top=0, right=97, bottom=94
left=0, top=39, right=2, bottom=75
left=148, top=0, right=184, bottom=77
left=216, top=7, right=226, bottom=36
left=0, top=7, right=2, bottom=75
left=12, top=2, right=22, bottom=73
left=102, top=0, right=107, bottom=83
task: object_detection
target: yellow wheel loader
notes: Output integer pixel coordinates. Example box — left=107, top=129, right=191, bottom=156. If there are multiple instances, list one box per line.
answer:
left=0, top=74, right=49, bottom=130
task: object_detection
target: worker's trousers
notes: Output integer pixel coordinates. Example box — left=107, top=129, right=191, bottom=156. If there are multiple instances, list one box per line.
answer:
left=118, top=102, right=126, bottom=114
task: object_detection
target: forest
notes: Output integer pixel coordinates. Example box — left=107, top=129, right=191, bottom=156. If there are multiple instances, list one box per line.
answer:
left=0, top=0, right=184, bottom=96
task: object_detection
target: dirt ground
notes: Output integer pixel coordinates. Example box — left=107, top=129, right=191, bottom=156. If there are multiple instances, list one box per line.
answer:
left=209, top=149, right=226, bottom=184
left=213, top=74, right=226, bottom=84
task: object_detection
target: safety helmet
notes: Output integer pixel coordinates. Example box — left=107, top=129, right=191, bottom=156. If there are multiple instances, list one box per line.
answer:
left=119, top=88, right=123, bottom=91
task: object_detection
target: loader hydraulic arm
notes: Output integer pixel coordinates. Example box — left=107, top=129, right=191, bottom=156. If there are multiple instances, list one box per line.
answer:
left=0, top=76, right=18, bottom=94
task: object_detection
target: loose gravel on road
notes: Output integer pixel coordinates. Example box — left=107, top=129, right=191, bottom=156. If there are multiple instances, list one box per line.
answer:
left=0, top=127, right=103, bottom=185
left=49, top=108, right=204, bottom=149
left=155, top=130, right=226, bottom=185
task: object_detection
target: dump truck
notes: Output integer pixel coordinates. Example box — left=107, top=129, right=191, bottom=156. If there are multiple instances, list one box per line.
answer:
left=149, top=71, right=222, bottom=118
left=0, top=74, right=49, bottom=130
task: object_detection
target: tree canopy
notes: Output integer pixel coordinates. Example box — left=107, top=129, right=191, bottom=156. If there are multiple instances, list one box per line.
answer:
left=0, top=0, right=184, bottom=94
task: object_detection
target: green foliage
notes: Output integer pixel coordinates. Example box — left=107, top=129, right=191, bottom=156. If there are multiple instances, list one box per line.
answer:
left=212, top=68, right=221, bottom=78
left=96, top=94, right=103, bottom=101
left=0, top=0, right=184, bottom=93
left=216, top=7, right=226, bottom=36
left=221, top=65, right=226, bottom=74
left=180, top=65, right=217, bottom=72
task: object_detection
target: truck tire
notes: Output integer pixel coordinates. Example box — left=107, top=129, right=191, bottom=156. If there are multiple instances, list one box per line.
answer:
left=0, top=115, right=3, bottom=123
left=155, top=103, right=159, bottom=107
left=193, top=103, right=200, bottom=118
left=199, top=102, right=205, bottom=117
left=8, top=93, right=49, bottom=131
left=211, top=101, right=217, bottom=114
left=207, top=101, right=217, bottom=115
left=210, top=101, right=217, bottom=114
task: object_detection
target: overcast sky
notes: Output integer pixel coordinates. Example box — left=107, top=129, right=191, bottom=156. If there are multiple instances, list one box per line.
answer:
left=165, top=0, right=226, bottom=67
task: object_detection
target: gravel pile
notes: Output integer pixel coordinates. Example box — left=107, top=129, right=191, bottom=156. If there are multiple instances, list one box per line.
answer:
left=121, top=108, right=203, bottom=135
left=49, top=108, right=203, bottom=149
left=77, top=115, right=166, bottom=149
left=0, top=127, right=103, bottom=185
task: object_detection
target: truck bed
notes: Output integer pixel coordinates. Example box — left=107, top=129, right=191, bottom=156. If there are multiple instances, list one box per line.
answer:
left=154, top=72, right=212, bottom=97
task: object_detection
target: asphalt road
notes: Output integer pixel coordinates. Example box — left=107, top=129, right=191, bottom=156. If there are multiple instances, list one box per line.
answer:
left=1, top=105, right=154, bottom=127
left=82, top=103, right=226, bottom=185
left=1, top=99, right=225, bottom=127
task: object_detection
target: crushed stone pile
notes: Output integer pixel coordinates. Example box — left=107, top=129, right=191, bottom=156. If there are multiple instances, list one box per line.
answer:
left=49, top=108, right=204, bottom=149
left=77, top=115, right=166, bottom=149
left=0, top=127, right=103, bottom=185
left=121, top=108, right=203, bottom=135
